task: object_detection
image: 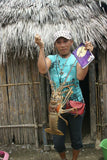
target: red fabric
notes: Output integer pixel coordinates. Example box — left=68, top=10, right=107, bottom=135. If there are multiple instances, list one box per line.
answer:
left=66, top=100, right=85, bottom=115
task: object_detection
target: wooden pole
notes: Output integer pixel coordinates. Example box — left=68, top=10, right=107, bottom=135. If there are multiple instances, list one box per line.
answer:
left=89, top=62, right=96, bottom=140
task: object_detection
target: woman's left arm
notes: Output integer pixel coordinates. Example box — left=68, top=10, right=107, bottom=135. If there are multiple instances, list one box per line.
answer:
left=77, top=41, right=94, bottom=80
left=77, top=63, right=88, bottom=80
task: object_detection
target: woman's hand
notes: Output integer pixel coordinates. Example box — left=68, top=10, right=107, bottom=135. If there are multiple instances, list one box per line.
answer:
left=85, top=41, right=94, bottom=52
left=35, top=34, right=44, bottom=48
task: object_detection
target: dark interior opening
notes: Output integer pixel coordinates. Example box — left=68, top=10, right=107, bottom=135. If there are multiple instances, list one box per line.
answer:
left=79, top=72, right=90, bottom=137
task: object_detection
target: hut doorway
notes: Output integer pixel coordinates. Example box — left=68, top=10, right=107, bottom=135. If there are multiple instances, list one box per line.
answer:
left=80, top=73, right=90, bottom=138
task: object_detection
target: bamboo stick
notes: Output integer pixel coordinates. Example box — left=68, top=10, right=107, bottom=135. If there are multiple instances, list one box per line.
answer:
left=0, top=82, right=40, bottom=87
left=0, top=123, right=44, bottom=128
left=96, top=123, right=107, bottom=127
left=95, top=81, right=107, bottom=85
left=0, top=124, right=44, bottom=128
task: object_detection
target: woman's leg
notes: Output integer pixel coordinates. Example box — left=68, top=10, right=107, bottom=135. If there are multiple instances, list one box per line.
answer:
left=72, top=149, right=80, bottom=160
left=59, top=152, right=66, bottom=160
left=68, top=114, right=84, bottom=160
left=53, top=114, right=67, bottom=160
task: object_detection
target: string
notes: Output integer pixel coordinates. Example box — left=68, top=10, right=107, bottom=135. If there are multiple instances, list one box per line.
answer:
left=57, top=55, right=69, bottom=75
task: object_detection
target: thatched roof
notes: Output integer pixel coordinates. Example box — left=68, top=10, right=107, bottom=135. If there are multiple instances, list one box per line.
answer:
left=0, top=0, right=107, bottom=63
left=99, top=0, right=107, bottom=5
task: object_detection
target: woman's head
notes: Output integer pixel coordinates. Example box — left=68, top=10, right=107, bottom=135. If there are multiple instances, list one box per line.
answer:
left=54, top=30, right=73, bottom=57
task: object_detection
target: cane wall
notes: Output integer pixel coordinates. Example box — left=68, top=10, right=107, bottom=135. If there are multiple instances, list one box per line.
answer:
left=96, top=50, right=107, bottom=139
left=0, top=57, right=47, bottom=146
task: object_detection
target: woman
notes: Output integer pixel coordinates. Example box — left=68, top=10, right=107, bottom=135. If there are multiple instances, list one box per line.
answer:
left=35, top=30, right=93, bottom=160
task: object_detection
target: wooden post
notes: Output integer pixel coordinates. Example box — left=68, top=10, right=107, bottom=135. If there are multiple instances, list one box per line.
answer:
left=89, top=62, right=96, bottom=140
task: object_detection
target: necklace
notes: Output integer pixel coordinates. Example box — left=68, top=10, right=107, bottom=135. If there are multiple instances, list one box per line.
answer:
left=57, top=55, right=69, bottom=75
left=56, top=54, right=77, bottom=85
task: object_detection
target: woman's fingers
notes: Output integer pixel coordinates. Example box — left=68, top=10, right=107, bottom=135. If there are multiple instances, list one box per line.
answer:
left=35, top=34, right=44, bottom=48
left=85, top=41, right=94, bottom=52
left=35, top=34, right=41, bottom=43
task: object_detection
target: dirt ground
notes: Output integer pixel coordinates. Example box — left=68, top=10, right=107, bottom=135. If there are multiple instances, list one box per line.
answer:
left=0, top=144, right=104, bottom=160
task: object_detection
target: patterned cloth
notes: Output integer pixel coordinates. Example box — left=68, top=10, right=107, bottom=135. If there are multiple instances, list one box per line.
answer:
left=53, top=30, right=72, bottom=43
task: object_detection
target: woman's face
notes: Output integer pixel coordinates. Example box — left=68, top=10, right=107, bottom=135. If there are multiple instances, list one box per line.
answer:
left=55, top=37, right=73, bottom=57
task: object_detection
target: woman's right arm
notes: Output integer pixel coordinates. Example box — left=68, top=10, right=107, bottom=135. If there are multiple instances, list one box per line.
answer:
left=35, top=34, right=51, bottom=74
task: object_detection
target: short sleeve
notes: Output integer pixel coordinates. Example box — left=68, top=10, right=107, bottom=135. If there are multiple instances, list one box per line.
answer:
left=47, top=55, right=56, bottom=64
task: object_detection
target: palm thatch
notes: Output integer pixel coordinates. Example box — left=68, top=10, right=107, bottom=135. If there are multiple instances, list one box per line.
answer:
left=99, top=0, right=107, bottom=4
left=0, top=0, right=107, bottom=64
left=99, top=0, right=107, bottom=13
